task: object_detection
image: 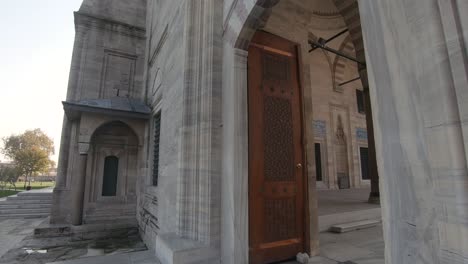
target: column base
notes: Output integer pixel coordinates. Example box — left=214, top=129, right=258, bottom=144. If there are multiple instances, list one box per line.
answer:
left=368, top=192, right=380, bottom=204
left=155, top=233, right=220, bottom=264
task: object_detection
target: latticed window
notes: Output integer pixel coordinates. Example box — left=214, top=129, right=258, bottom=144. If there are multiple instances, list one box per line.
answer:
left=152, top=112, right=161, bottom=186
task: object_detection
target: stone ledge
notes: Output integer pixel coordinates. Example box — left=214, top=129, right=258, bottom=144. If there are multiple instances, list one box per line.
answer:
left=155, top=233, right=220, bottom=264
left=330, top=219, right=381, bottom=233
left=318, top=208, right=381, bottom=232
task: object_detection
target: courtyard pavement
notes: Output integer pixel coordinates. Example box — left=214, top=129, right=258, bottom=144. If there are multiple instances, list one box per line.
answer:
left=0, top=188, right=384, bottom=263
left=0, top=218, right=46, bottom=258
left=317, top=188, right=379, bottom=216
left=0, top=217, right=384, bottom=264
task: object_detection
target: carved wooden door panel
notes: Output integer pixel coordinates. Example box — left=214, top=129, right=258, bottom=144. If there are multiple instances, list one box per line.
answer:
left=248, top=31, right=306, bottom=264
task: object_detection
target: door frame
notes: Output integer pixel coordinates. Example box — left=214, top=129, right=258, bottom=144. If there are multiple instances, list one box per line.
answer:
left=247, top=30, right=311, bottom=261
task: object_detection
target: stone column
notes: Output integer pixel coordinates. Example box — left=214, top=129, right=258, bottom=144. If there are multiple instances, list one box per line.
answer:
left=363, top=87, right=379, bottom=204
left=71, top=143, right=89, bottom=226
left=359, top=0, right=468, bottom=262
left=177, top=0, right=222, bottom=245
left=221, top=48, right=249, bottom=264
left=361, top=69, right=380, bottom=204
left=155, top=1, right=223, bottom=263
left=55, top=117, right=72, bottom=188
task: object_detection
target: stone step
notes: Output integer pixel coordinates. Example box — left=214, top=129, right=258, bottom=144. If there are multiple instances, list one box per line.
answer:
left=34, top=219, right=138, bottom=240
left=6, top=196, right=52, bottom=202
left=0, top=208, right=51, bottom=215
left=9, top=192, right=52, bottom=197
left=84, top=215, right=136, bottom=225
left=0, top=212, right=50, bottom=219
left=2, top=199, right=52, bottom=205
left=0, top=203, right=52, bottom=209
left=319, top=208, right=381, bottom=232
left=329, top=219, right=381, bottom=233
left=17, top=191, right=52, bottom=197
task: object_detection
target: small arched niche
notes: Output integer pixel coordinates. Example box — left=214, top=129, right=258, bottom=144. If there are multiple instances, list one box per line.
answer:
left=83, top=120, right=139, bottom=224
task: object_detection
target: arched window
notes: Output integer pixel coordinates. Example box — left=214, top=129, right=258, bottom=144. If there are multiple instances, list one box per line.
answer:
left=102, top=156, right=119, bottom=196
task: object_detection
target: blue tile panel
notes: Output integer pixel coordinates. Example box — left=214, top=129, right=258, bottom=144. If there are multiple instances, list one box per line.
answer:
left=356, top=127, right=368, bottom=141
left=313, top=120, right=326, bottom=138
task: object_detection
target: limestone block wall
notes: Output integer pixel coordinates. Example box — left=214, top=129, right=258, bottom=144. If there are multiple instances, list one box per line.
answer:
left=141, top=3, right=224, bottom=262
left=308, top=39, right=369, bottom=190
left=52, top=0, right=147, bottom=224
left=70, top=13, right=146, bottom=101
left=138, top=0, right=188, bottom=249
left=79, top=0, right=147, bottom=28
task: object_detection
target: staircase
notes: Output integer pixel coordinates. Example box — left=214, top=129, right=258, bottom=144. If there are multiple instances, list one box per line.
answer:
left=0, top=189, right=53, bottom=219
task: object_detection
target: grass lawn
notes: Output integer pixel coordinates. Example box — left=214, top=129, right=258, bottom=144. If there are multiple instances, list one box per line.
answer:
left=18, top=181, right=55, bottom=190
left=0, top=190, right=20, bottom=198
left=0, top=181, right=55, bottom=191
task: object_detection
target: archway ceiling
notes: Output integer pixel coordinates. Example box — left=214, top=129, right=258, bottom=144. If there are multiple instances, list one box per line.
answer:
left=267, top=0, right=346, bottom=31
left=307, top=0, right=341, bottom=17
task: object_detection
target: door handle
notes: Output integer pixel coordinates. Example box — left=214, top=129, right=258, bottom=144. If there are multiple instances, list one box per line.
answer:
left=296, top=163, right=302, bottom=169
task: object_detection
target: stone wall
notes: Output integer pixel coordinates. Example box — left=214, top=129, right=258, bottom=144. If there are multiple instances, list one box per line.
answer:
left=52, top=0, right=147, bottom=224
left=79, top=0, right=147, bottom=28
left=141, top=2, right=223, bottom=263
left=55, top=0, right=468, bottom=263
left=138, top=0, right=187, bottom=249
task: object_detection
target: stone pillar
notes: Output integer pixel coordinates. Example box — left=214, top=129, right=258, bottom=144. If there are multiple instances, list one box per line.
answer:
left=55, top=117, right=72, bottom=188
left=363, top=87, right=379, bottom=204
left=221, top=48, right=249, bottom=264
left=176, top=0, right=222, bottom=245
left=154, top=1, right=223, bottom=263
left=71, top=143, right=89, bottom=226
left=359, top=0, right=468, bottom=262
left=361, top=69, right=380, bottom=204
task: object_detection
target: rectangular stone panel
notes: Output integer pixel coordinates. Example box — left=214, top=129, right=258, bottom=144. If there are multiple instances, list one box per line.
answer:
left=100, top=50, right=137, bottom=98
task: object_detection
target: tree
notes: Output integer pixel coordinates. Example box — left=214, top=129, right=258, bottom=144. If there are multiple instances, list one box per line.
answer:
left=2, top=129, right=55, bottom=189
left=0, top=166, right=21, bottom=190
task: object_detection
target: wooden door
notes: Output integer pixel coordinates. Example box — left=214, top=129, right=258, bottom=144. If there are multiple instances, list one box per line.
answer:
left=248, top=31, right=306, bottom=264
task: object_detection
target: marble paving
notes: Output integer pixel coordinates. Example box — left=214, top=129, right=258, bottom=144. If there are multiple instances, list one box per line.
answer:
left=281, top=225, right=384, bottom=264
left=317, top=188, right=379, bottom=216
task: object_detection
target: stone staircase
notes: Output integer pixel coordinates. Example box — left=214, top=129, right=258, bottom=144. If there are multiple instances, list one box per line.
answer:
left=0, top=189, right=52, bottom=219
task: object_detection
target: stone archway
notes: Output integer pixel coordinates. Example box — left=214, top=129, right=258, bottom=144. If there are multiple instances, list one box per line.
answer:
left=223, top=0, right=468, bottom=263
left=222, top=0, right=377, bottom=262
left=69, top=117, right=145, bottom=226
left=81, top=121, right=139, bottom=224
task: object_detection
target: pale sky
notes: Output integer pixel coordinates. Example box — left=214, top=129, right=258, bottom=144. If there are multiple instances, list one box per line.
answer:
left=0, top=0, right=83, bottom=163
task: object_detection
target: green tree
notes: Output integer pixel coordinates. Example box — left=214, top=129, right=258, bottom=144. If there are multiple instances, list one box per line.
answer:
left=0, top=165, right=21, bottom=190
left=2, top=129, right=55, bottom=189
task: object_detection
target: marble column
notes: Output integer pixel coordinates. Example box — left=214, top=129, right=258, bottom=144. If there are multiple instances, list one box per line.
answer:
left=359, top=0, right=468, bottom=262
left=221, top=47, right=249, bottom=264
left=71, top=144, right=89, bottom=226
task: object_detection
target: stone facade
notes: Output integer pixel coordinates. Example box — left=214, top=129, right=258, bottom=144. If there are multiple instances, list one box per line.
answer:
left=52, top=0, right=468, bottom=263
left=51, top=0, right=147, bottom=225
